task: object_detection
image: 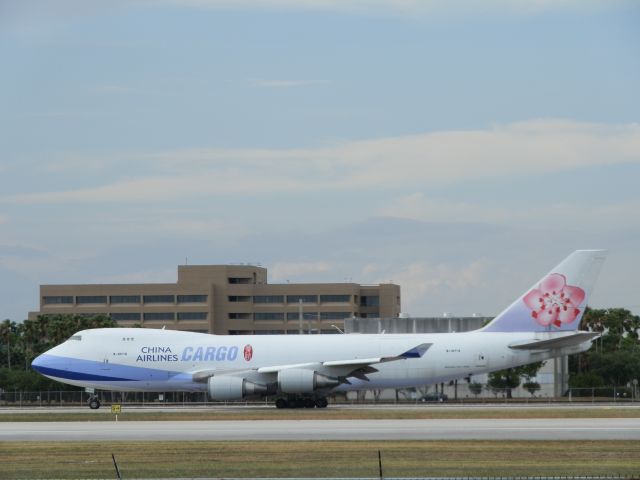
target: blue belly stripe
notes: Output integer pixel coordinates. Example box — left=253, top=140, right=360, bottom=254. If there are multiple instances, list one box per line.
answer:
left=31, top=354, right=182, bottom=382
left=33, top=365, right=134, bottom=382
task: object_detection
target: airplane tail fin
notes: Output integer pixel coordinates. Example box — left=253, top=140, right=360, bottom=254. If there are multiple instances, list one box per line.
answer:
left=481, top=250, right=607, bottom=333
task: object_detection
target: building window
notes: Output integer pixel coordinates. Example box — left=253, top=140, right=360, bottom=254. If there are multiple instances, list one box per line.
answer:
left=254, top=312, right=284, bottom=321
left=360, top=295, right=379, bottom=307
left=143, top=312, right=175, bottom=321
left=320, top=312, right=351, bottom=320
left=287, top=312, right=318, bottom=321
left=229, top=313, right=252, bottom=320
left=177, top=312, right=207, bottom=320
left=228, top=296, right=251, bottom=302
left=320, top=294, right=351, bottom=303
left=110, top=295, right=141, bottom=304
left=76, top=296, right=107, bottom=304
left=143, top=295, right=174, bottom=304
left=111, top=313, right=141, bottom=321
left=43, top=296, right=73, bottom=305
left=254, top=330, right=285, bottom=334
left=177, top=295, right=207, bottom=303
left=229, top=277, right=252, bottom=284
left=253, top=295, right=284, bottom=304
left=287, top=295, right=318, bottom=304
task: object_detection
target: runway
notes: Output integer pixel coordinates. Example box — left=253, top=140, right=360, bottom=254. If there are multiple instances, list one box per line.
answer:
left=3, top=417, right=639, bottom=441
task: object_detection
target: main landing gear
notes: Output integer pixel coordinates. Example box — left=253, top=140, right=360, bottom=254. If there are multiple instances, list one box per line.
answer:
left=275, top=395, right=328, bottom=409
left=88, top=395, right=101, bottom=410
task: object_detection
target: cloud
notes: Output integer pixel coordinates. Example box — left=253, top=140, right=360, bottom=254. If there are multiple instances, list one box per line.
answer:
left=150, top=0, right=616, bottom=16
left=378, top=194, right=511, bottom=224
left=0, top=250, right=97, bottom=279
left=380, top=193, right=640, bottom=229
left=362, top=258, right=491, bottom=315
left=3, top=119, right=639, bottom=204
left=93, top=215, right=250, bottom=239
left=0, top=0, right=620, bottom=42
left=0, top=214, right=8, bottom=225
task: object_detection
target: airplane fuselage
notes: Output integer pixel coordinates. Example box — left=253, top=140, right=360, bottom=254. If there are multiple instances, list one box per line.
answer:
left=35, top=327, right=588, bottom=393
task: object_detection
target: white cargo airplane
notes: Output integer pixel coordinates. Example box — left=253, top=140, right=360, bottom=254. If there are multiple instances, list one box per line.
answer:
left=32, top=250, right=606, bottom=409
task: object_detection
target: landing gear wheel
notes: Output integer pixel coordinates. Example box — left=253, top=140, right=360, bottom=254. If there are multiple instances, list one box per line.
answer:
left=275, top=398, right=288, bottom=409
left=315, top=397, right=328, bottom=408
left=89, top=397, right=101, bottom=410
left=303, top=398, right=316, bottom=408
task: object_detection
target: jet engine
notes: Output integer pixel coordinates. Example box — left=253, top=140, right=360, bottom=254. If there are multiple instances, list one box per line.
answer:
left=277, top=368, right=340, bottom=394
left=207, top=376, right=270, bottom=401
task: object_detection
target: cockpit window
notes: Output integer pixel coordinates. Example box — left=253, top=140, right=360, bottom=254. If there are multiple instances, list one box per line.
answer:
left=69, top=335, right=82, bottom=341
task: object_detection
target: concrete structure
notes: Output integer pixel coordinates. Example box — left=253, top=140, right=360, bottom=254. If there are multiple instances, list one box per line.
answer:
left=345, top=316, right=568, bottom=399
left=30, top=265, right=400, bottom=335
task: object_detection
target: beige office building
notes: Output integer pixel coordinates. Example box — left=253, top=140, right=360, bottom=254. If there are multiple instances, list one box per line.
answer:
left=30, top=265, right=401, bottom=334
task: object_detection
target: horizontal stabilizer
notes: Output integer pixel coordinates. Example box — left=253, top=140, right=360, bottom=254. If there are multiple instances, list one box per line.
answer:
left=509, top=332, right=600, bottom=350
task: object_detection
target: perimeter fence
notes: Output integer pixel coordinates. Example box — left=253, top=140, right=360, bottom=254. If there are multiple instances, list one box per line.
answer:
left=0, top=386, right=637, bottom=407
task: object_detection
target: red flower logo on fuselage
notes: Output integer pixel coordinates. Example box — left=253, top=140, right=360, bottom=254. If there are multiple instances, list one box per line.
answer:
left=523, top=273, right=585, bottom=328
left=243, top=344, right=253, bottom=361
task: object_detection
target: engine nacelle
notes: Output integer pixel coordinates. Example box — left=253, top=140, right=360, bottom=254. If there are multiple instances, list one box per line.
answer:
left=278, top=368, right=340, bottom=394
left=207, top=376, right=270, bottom=401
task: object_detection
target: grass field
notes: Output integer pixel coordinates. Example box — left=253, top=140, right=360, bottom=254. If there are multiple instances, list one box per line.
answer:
left=1, top=440, right=639, bottom=479
left=1, top=406, right=639, bottom=422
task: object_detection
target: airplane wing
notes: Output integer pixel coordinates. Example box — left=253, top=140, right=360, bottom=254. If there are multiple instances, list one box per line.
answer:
left=508, top=332, right=599, bottom=351
left=191, top=343, right=432, bottom=383
left=258, top=342, right=433, bottom=373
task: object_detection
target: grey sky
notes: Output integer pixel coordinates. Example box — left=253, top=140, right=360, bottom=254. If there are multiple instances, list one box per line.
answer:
left=0, top=0, right=638, bottom=321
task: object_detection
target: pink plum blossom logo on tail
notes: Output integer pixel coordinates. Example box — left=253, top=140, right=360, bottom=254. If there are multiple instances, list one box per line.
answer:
left=522, top=273, right=585, bottom=328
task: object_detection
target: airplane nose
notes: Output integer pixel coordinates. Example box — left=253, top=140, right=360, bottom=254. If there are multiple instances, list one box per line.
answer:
left=31, top=353, right=46, bottom=373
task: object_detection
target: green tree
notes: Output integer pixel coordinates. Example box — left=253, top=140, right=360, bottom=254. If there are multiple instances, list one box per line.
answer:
left=589, top=350, right=640, bottom=386
left=580, top=308, right=640, bottom=351
left=0, top=314, right=118, bottom=392
left=522, top=381, right=540, bottom=396
left=570, top=308, right=640, bottom=390
left=569, top=371, right=605, bottom=389
left=0, top=319, right=18, bottom=369
left=488, top=362, right=544, bottom=399
left=487, top=369, right=521, bottom=398
left=468, top=382, right=483, bottom=398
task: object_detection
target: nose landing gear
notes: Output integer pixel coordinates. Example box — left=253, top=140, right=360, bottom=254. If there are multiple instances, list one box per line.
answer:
left=85, top=388, right=101, bottom=409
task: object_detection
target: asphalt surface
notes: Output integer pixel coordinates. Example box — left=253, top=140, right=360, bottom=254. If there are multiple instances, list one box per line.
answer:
left=2, top=417, right=639, bottom=441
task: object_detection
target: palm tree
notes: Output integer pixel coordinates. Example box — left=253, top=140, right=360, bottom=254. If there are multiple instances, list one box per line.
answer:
left=0, top=319, right=15, bottom=369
